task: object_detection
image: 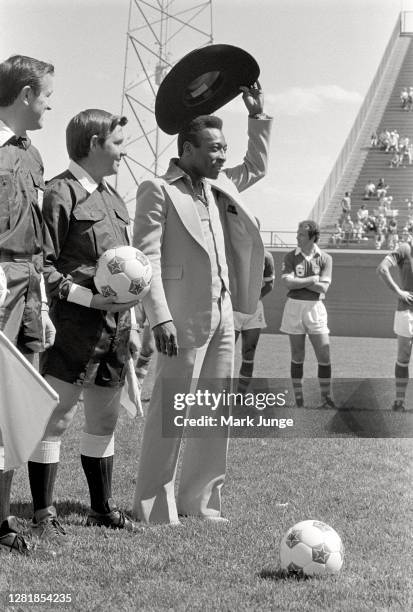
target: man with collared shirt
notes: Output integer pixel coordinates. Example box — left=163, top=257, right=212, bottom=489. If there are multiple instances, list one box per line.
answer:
left=0, top=54, right=56, bottom=554
left=280, top=220, right=335, bottom=409
left=132, top=84, right=272, bottom=525
left=31, top=109, right=141, bottom=541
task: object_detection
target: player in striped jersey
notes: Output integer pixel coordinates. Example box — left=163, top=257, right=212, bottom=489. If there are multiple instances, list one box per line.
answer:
left=377, top=242, right=413, bottom=411
left=281, top=220, right=335, bottom=408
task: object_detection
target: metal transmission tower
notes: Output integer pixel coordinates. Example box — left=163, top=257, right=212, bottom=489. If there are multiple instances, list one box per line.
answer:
left=117, top=0, right=213, bottom=213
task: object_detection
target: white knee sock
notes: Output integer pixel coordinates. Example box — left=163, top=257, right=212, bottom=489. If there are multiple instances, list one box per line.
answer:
left=0, top=446, right=4, bottom=470
left=29, top=440, right=61, bottom=464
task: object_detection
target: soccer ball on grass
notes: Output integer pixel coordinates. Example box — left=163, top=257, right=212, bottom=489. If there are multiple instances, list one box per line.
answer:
left=279, top=519, right=344, bottom=577
left=94, top=246, right=152, bottom=303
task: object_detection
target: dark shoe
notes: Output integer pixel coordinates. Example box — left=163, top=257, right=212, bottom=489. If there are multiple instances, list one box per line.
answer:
left=86, top=498, right=138, bottom=531
left=392, top=399, right=406, bottom=412
left=31, top=506, right=67, bottom=547
left=0, top=516, right=30, bottom=555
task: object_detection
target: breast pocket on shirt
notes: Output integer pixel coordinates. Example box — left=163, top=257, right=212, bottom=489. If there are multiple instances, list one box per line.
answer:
left=113, top=207, right=131, bottom=245
left=0, top=171, right=15, bottom=235
left=71, top=206, right=107, bottom=257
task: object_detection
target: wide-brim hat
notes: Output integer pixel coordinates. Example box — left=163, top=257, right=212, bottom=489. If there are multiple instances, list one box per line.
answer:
left=155, top=44, right=260, bottom=134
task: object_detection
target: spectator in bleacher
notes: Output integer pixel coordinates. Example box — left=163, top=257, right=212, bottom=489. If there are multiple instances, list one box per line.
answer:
left=400, top=87, right=409, bottom=110
left=363, top=180, right=375, bottom=200
left=375, top=214, right=387, bottom=249
left=328, top=222, right=343, bottom=248
left=357, top=203, right=369, bottom=223
left=380, top=129, right=391, bottom=151
left=340, top=191, right=351, bottom=216
left=376, top=177, right=386, bottom=194
left=389, top=151, right=402, bottom=168
left=341, top=214, right=354, bottom=243
left=387, top=129, right=399, bottom=153
left=386, top=218, right=399, bottom=250
left=407, top=86, right=413, bottom=111
left=365, top=215, right=377, bottom=236
left=353, top=219, right=365, bottom=243
left=370, top=130, right=378, bottom=148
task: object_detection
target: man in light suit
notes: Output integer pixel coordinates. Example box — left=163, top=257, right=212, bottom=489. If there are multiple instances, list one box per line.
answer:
left=132, top=83, right=272, bottom=524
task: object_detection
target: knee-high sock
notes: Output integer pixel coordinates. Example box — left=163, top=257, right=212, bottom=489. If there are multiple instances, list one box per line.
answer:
left=80, top=433, right=114, bottom=514
left=238, top=359, right=254, bottom=394
left=395, top=361, right=409, bottom=401
left=291, top=361, right=304, bottom=405
left=28, top=440, right=61, bottom=513
left=318, top=363, right=332, bottom=399
left=0, top=449, right=14, bottom=522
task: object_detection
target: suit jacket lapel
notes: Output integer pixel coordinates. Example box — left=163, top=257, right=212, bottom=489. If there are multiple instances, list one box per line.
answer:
left=163, top=183, right=207, bottom=252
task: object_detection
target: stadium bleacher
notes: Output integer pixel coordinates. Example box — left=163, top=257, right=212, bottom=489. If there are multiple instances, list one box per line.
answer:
left=317, top=34, right=413, bottom=249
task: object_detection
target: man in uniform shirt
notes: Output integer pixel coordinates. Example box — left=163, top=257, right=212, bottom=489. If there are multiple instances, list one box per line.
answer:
left=280, top=220, right=335, bottom=409
left=377, top=242, right=413, bottom=411
left=34, top=109, right=141, bottom=538
left=133, top=83, right=272, bottom=524
left=0, top=55, right=55, bottom=553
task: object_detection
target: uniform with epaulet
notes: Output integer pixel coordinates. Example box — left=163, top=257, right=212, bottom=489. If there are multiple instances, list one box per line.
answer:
left=40, top=160, right=132, bottom=387
left=0, top=121, right=47, bottom=352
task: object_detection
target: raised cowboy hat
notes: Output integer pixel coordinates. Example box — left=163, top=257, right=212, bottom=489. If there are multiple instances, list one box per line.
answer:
left=155, top=44, right=260, bottom=134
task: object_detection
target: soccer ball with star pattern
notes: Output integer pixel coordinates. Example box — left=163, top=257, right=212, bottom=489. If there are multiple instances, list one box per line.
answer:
left=279, top=520, right=344, bottom=577
left=94, top=246, right=152, bottom=303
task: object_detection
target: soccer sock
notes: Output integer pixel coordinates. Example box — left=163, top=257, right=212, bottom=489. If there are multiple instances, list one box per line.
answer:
left=135, top=352, right=152, bottom=386
left=0, top=444, right=13, bottom=521
left=28, top=440, right=61, bottom=513
left=291, top=361, right=304, bottom=406
left=80, top=433, right=114, bottom=514
left=238, top=359, right=254, bottom=394
left=318, top=363, right=332, bottom=399
left=395, top=361, right=409, bottom=402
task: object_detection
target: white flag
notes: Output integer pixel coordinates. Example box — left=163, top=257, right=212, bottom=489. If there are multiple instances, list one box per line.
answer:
left=120, top=356, right=143, bottom=418
left=0, top=330, right=59, bottom=471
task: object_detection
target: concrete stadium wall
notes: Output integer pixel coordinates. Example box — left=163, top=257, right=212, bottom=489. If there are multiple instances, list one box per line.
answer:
left=262, top=249, right=396, bottom=338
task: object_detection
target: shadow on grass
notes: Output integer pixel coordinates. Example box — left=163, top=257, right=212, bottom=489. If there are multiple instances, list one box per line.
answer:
left=10, top=499, right=90, bottom=521
left=258, top=568, right=310, bottom=581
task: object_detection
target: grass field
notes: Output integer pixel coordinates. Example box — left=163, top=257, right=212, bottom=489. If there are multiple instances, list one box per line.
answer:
left=1, top=335, right=412, bottom=611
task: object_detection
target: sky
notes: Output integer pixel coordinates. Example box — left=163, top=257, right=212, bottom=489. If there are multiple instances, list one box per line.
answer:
left=0, top=0, right=409, bottom=232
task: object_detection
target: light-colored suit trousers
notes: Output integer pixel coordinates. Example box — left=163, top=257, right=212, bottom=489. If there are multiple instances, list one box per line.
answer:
left=132, top=291, right=234, bottom=524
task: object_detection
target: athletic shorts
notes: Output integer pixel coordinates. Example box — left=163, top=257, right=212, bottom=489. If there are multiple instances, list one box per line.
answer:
left=280, top=298, right=329, bottom=335
left=394, top=310, right=413, bottom=338
left=233, top=300, right=266, bottom=332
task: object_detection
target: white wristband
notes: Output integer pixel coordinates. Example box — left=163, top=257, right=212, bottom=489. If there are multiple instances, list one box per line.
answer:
left=130, top=306, right=137, bottom=327
left=40, top=274, right=47, bottom=303
left=67, top=283, right=94, bottom=308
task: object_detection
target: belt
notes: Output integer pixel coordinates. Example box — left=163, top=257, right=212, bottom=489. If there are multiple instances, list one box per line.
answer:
left=0, top=252, right=36, bottom=263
